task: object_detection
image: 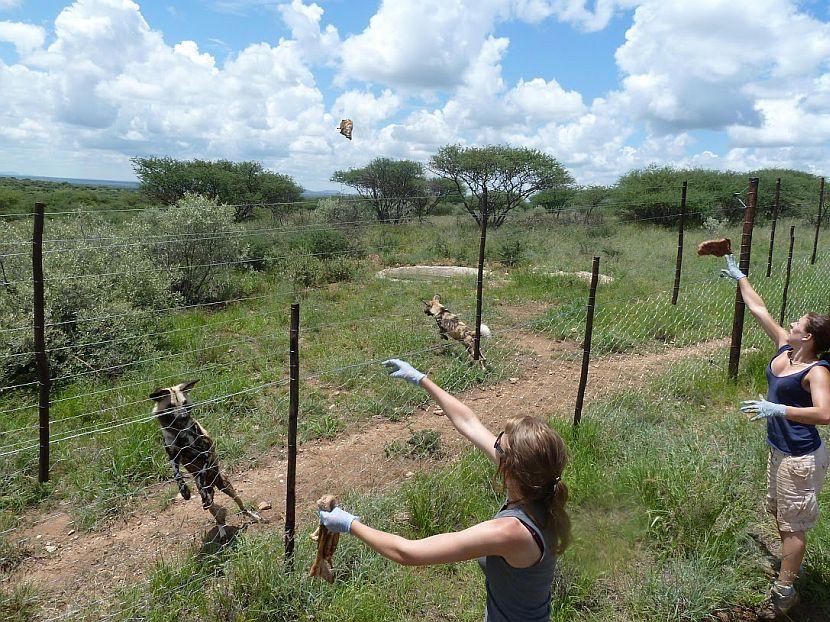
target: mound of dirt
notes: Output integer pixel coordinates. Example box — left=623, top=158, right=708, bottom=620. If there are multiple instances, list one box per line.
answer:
left=547, top=270, right=614, bottom=285
left=376, top=265, right=490, bottom=280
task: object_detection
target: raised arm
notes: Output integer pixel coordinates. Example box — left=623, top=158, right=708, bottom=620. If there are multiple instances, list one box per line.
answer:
left=722, top=255, right=788, bottom=347
left=383, top=359, right=498, bottom=464
left=319, top=506, right=536, bottom=567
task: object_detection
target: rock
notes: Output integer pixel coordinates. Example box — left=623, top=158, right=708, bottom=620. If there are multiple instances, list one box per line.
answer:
left=405, top=471, right=415, bottom=478
left=258, top=501, right=272, bottom=511
left=45, top=545, right=58, bottom=553
left=433, top=408, right=444, bottom=415
left=509, top=377, right=519, bottom=384
left=67, top=529, right=75, bottom=536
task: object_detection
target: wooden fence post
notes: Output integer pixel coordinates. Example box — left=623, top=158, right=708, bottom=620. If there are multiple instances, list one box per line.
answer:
left=574, top=256, right=600, bottom=426
left=766, top=177, right=781, bottom=277
left=811, top=177, right=825, bottom=265
left=32, top=202, right=50, bottom=484
left=728, top=178, right=759, bottom=379
left=284, top=302, right=299, bottom=564
left=779, top=226, right=795, bottom=325
left=671, top=181, right=687, bottom=305
left=474, top=198, right=489, bottom=362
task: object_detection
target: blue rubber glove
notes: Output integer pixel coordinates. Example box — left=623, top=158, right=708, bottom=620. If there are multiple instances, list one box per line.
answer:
left=740, top=396, right=787, bottom=421
left=720, top=255, right=746, bottom=281
left=382, top=358, right=426, bottom=385
left=319, top=506, right=360, bottom=533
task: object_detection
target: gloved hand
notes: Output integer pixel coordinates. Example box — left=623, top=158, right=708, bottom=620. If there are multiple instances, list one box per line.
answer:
left=720, top=254, right=746, bottom=281
left=382, top=358, right=426, bottom=385
left=319, top=506, right=360, bottom=533
left=740, top=396, right=787, bottom=421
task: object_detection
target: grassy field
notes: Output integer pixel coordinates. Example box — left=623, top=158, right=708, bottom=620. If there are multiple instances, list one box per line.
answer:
left=1, top=205, right=829, bottom=620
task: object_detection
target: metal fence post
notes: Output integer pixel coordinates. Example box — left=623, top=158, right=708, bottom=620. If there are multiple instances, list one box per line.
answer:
left=574, top=256, right=600, bottom=426
left=766, top=178, right=781, bottom=278
left=284, top=302, right=299, bottom=564
left=811, top=177, right=825, bottom=265
left=779, top=226, right=796, bottom=325
left=32, top=202, right=50, bottom=484
left=728, top=178, right=759, bottom=379
left=474, top=198, right=489, bottom=362
left=671, top=181, right=687, bottom=305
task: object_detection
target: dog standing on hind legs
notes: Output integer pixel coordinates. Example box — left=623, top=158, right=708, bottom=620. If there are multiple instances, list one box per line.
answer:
left=423, top=294, right=491, bottom=367
left=149, top=380, right=261, bottom=540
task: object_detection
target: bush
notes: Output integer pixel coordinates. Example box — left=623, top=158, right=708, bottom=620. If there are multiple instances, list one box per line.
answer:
left=0, top=214, right=174, bottom=384
left=314, top=197, right=372, bottom=228
left=497, top=239, right=526, bottom=266
left=136, top=194, right=249, bottom=303
left=294, top=227, right=349, bottom=260
left=283, top=255, right=356, bottom=289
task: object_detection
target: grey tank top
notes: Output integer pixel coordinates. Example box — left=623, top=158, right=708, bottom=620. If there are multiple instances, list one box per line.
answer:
left=477, top=502, right=556, bottom=622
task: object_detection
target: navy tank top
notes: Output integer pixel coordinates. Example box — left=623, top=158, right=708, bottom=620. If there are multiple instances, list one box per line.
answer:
left=477, top=501, right=556, bottom=622
left=766, top=345, right=829, bottom=456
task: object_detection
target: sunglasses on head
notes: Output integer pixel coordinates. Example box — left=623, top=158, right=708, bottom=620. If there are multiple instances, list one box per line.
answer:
left=494, top=431, right=505, bottom=456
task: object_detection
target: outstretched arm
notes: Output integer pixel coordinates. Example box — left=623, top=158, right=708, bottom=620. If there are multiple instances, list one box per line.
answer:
left=722, top=255, right=788, bottom=347
left=382, top=359, right=498, bottom=464
left=320, top=506, right=533, bottom=566
left=419, top=376, right=499, bottom=465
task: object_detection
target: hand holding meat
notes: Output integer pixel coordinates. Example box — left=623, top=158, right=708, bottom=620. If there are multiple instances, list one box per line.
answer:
left=319, top=505, right=360, bottom=533
left=720, top=255, right=746, bottom=281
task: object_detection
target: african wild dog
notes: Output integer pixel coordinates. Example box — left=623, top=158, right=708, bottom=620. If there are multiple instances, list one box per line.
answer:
left=423, top=294, right=491, bottom=367
left=149, top=380, right=260, bottom=539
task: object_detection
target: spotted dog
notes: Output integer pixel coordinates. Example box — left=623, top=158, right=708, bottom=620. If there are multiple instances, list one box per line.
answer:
left=149, top=380, right=260, bottom=539
left=423, top=294, right=491, bottom=367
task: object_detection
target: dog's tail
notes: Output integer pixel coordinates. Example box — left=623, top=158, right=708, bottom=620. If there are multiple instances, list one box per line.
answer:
left=479, top=323, right=492, bottom=338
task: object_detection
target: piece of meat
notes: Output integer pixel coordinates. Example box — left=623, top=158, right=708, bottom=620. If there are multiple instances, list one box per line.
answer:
left=697, top=238, right=732, bottom=257
left=309, top=494, right=340, bottom=583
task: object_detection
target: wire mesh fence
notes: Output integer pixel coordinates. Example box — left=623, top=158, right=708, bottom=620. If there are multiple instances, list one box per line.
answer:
left=1, top=186, right=828, bottom=620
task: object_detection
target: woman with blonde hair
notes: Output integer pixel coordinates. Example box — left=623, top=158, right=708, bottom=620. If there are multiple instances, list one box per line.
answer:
left=319, top=359, right=571, bottom=621
left=721, top=256, right=830, bottom=620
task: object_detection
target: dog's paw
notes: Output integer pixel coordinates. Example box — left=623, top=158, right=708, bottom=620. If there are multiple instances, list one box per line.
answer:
left=243, top=509, right=262, bottom=522
left=179, top=486, right=192, bottom=501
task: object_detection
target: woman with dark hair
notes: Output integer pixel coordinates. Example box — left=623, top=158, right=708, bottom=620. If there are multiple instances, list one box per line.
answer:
left=721, top=255, right=830, bottom=620
left=319, top=359, right=570, bottom=622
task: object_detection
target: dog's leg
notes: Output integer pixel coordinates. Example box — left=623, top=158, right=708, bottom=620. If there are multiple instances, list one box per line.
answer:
left=217, top=473, right=261, bottom=522
left=197, top=471, right=228, bottom=539
left=165, top=445, right=190, bottom=500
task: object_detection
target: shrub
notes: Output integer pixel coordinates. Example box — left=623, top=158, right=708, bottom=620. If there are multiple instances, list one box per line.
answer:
left=315, top=197, right=372, bottom=228
left=136, top=194, right=249, bottom=303
left=0, top=214, right=174, bottom=384
left=497, top=239, right=526, bottom=266
left=294, top=227, right=349, bottom=260
left=283, top=255, right=356, bottom=289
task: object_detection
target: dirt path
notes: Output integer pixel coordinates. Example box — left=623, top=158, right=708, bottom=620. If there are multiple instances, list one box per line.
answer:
left=3, top=332, right=729, bottom=618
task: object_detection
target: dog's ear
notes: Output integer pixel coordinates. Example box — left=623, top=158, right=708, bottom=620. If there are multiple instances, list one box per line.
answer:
left=433, top=294, right=441, bottom=302
left=178, top=379, right=199, bottom=393
left=149, top=388, right=169, bottom=402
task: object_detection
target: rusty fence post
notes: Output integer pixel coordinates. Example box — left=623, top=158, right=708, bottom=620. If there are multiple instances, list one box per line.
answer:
left=284, top=302, right=299, bottom=564
left=474, top=198, right=489, bottom=362
left=811, top=177, right=825, bottom=265
left=32, top=202, right=50, bottom=484
left=574, top=256, right=600, bottom=426
left=779, top=226, right=796, bottom=325
left=728, top=178, right=759, bottom=379
left=671, top=181, right=687, bottom=305
left=766, top=178, right=781, bottom=277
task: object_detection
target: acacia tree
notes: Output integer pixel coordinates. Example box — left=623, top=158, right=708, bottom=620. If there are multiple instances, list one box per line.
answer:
left=131, top=157, right=303, bottom=221
left=429, top=145, right=574, bottom=227
left=331, top=158, right=448, bottom=223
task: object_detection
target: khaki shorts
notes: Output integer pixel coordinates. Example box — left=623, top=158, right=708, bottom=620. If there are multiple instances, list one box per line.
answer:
left=766, top=443, right=829, bottom=532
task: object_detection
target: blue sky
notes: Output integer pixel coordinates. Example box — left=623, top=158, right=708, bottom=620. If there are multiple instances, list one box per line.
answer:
left=0, top=1, right=828, bottom=189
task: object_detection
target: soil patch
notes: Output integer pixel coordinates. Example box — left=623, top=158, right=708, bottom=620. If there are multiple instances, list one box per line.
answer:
left=5, top=333, right=728, bottom=619
left=376, top=265, right=489, bottom=280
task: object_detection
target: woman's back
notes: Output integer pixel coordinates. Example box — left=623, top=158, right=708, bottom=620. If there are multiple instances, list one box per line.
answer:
left=478, top=502, right=556, bottom=622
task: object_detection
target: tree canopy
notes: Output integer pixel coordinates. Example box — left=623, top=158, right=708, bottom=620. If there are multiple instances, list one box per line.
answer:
left=429, top=144, right=574, bottom=227
left=331, top=158, right=450, bottom=223
left=131, top=157, right=303, bottom=220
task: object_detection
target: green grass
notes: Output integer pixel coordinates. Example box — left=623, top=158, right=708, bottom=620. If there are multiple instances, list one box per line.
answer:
left=28, top=346, right=822, bottom=622
left=1, top=210, right=829, bottom=617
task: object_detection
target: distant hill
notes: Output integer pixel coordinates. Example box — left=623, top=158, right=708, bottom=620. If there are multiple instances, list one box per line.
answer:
left=0, top=173, right=139, bottom=189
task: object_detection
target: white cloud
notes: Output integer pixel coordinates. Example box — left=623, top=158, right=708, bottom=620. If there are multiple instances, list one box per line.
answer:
left=277, top=0, right=340, bottom=65
left=0, top=20, right=44, bottom=54
left=0, top=0, right=22, bottom=10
